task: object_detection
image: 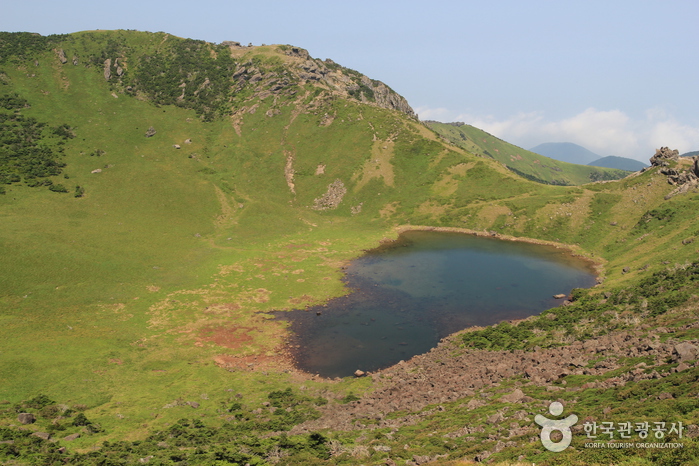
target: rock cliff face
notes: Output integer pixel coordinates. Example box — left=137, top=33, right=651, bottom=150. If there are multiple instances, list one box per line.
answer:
left=649, top=147, right=699, bottom=198
left=247, top=44, right=416, bottom=119
left=223, top=41, right=417, bottom=119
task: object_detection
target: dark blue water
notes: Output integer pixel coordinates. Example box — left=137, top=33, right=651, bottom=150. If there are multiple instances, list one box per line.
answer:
left=277, top=231, right=596, bottom=378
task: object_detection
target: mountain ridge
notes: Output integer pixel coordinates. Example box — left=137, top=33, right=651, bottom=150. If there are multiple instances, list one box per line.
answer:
left=587, top=155, right=648, bottom=171
left=423, top=121, right=630, bottom=185
left=529, top=141, right=602, bottom=164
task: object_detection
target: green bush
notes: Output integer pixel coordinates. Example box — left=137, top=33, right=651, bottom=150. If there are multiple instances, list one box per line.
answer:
left=340, top=392, right=360, bottom=404
left=0, top=93, right=28, bottom=110
left=0, top=112, right=67, bottom=190
left=24, top=394, right=55, bottom=409
left=0, top=32, right=68, bottom=64
left=52, top=124, right=75, bottom=139
left=49, top=183, right=67, bottom=193
left=72, top=413, right=91, bottom=426
left=462, top=321, right=534, bottom=350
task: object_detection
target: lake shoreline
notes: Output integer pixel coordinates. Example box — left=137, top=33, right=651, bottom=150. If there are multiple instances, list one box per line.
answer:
left=391, top=224, right=605, bottom=282
left=278, top=226, right=601, bottom=378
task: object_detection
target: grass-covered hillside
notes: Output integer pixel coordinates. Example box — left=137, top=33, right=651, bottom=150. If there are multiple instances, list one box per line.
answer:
left=425, top=121, right=630, bottom=185
left=1, top=30, right=699, bottom=465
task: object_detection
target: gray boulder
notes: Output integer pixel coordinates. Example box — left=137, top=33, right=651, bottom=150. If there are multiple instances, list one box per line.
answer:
left=104, top=59, right=112, bottom=81
left=500, top=389, right=525, bottom=403
left=673, top=342, right=698, bottom=362
left=56, top=49, right=68, bottom=64
left=18, top=413, right=35, bottom=424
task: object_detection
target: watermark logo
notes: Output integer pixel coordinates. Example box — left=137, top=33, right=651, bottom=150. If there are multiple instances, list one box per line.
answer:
left=534, top=402, right=686, bottom=452
left=534, top=402, right=578, bottom=452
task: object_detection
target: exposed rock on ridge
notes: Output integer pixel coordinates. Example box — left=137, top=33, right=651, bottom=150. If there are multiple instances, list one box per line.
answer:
left=259, top=44, right=416, bottom=118
left=67, top=32, right=416, bottom=122
left=649, top=147, right=699, bottom=198
left=650, top=146, right=680, bottom=166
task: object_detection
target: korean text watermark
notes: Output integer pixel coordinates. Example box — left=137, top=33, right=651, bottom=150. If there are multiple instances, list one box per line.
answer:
left=535, top=402, right=686, bottom=452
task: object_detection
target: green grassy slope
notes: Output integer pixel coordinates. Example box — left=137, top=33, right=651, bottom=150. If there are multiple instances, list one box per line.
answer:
left=0, top=30, right=698, bottom=465
left=0, top=29, right=549, bottom=418
left=425, top=120, right=631, bottom=185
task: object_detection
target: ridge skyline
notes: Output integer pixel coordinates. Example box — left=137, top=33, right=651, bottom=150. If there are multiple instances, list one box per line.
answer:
left=2, top=0, right=698, bottom=161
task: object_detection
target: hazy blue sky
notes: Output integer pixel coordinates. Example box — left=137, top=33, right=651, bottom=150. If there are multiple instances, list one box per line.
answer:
left=3, top=0, right=698, bottom=161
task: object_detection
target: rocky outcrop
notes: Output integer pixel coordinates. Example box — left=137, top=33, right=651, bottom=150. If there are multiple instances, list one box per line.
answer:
left=647, top=147, right=699, bottom=198
left=56, top=49, right=68, bottom=64
left=145, top=126, right=156, bottom=138
left=312, top=179, right=347, bottom=210
left=103, top=59, right=112, bottom=81
left=663, top=158, right=699, bottom=198
left=231, top=45, right=417, bottom=119
left=282, top=47, right=311, bottom=60
left=298, top=59, right=327, bottom=82
left=649, top=146, right=679, bottom=167
left=366, top=77, right=416, bottom=119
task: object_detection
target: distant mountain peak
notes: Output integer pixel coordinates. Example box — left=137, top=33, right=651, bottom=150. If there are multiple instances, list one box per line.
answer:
left=587, top=156, right=648, bottom=171
left=529, top=142, right=601, bottom=165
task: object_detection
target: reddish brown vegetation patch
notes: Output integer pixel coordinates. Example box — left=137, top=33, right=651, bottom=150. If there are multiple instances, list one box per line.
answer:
left=212, top=353, right=318, bottom=383
left=198, top=326, right=254, bottom=349
left=214, top=354, right=275, bottom=369
left=213, top=354, right=298, bottom=376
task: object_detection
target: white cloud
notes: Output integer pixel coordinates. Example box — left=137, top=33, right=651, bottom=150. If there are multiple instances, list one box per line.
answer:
left=413, top=106, right=454, bottom=122
left=417, top=107, right=699, bottom=161
left=647, top=119, right=699, bottom=155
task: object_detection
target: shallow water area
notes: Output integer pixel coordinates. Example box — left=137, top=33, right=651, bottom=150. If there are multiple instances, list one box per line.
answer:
left=276, top=231, right=596, bottom=378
